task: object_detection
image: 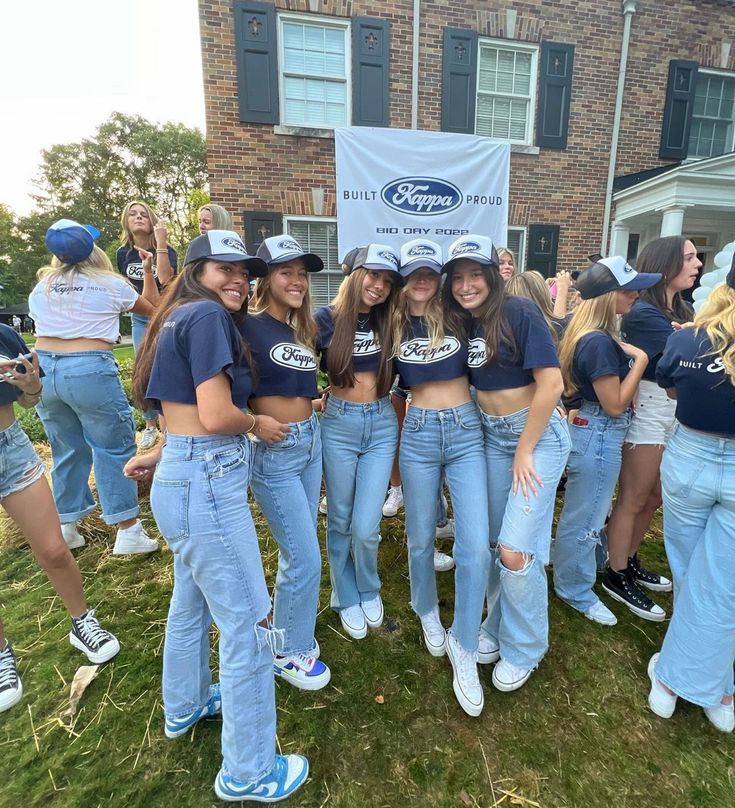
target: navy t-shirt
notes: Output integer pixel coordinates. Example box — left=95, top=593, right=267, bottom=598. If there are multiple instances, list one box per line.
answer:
left=468, top=296, right=559, bottom=391
left=396, top=316, right=467, bottom=388
left=146, top=300, right=252, bottom=408
left=622, top=301, right=691, bottom=382
left=242, top=313, right=318, bottom=399
left=0, top=324, right=39, bottom=406
left=572, top=331, right=632, bottom=404
left=315, top=306, right=381, bottom=375
left=116, top=245, right=178, bottom=294
left=656, top=329, right=735, bottom=437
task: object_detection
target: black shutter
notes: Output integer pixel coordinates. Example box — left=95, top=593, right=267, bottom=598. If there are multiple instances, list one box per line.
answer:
left=352, top=17, right=390, bottom=127
left=234, top=1, right=279, bottom=124
left=243, top=211, right=283, bottom=254
left=441, top=27, right=478, bottom=134
left=527, top=224, right=560, bottom=278
left=536, top=42, right=574, bottom=149
left=659, top=60, right=698, bottom=160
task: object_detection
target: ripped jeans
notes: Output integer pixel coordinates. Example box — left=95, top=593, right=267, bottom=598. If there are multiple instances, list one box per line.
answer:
left=553, top=403, right=631, bottom=613
left=150, top=434, right=278, bottom=783
left=480, top=408, right=570, bottom=669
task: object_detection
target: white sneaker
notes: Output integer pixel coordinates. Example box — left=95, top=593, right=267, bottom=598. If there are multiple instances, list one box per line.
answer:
left=585, top=599, right=617, bottom=626
left=647, top=653, right=677, bottom=719
left=319, top=496, right=328, bottom=516
left=361, top=595, right=384, bottom=628
left=704, top=702, right=735, bottom=733
left=339, top=604, right=367, bottom=639
left=446, top=632, right=483, bottom=716
left=382, top=486, right=403, bottom=517
left=477, top=631, right=500, bottom=665
left=435, top=519, right=455, bottom=540
left=0, top=643, right=23, bottom=713
left=139, top=425, right=159, bottom=450
left=113, top=520, right=159, bottom=555
left=433, top=550, right=455, bottom=572
left=492, top=658, right=534, bottom=692
left=419, top=607, right=446, bottom=657
left=61, top=521, right=85, bottom=550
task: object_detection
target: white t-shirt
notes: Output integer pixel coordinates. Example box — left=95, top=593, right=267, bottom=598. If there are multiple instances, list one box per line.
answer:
left=29, top=272, right=139, bottom=343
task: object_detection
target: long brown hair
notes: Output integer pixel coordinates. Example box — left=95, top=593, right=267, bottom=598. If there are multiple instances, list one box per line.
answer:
left=132, top=259, right=252, bottom=410
left=636, top=236, right=695, bottom=323
left=327, top=268, right=398, bottom=395
left=441, top=260, right=516, bottom=364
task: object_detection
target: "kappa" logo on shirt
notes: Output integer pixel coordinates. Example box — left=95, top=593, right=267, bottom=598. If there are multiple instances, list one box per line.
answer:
left=399, top=336, right=460, bottom=364
left=270, top=343, right=317, bottom=371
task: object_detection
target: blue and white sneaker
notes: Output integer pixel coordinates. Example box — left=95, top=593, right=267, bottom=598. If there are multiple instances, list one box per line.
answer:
left=164, top=683, right=222, bottom=739
left=214, top=754, right=309, bottom=803
left=274, top=650, right=331, bottom=691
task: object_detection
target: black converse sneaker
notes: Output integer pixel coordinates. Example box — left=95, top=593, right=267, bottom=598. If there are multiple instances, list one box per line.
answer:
left=0, top=643, right=23, bottom=713
left=69, top=610, right=121, bottom=664
left=628, top=554, right=673, bottom=593
left=601, top=568, right=666, bottom=622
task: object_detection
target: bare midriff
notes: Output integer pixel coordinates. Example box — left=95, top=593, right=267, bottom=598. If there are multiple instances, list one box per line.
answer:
left=409, top=377, right=472, bottom=410
left=331, top=371, right=384, bottom=403
left=475, top=383, right=536, bottom=416
left=159, top=401, right=210, bottom=436
left=35, top=337, right=114, bottom=352
left=250, top=395, right=313, bottom=423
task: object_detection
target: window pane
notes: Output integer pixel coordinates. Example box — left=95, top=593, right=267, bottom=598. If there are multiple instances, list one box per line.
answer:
left=283, top=22, right=345, bottom=78
left=689, top=73, right=735, bottom=158
left=476, top=43, right=535, bottom=143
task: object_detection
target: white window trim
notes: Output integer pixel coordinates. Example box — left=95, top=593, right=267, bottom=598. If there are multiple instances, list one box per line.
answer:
left=283, top=214, right=339, bottom=267
left=689, top=67, right=735, bottom=159
left=507, top=226, right=527, bottom=273
left=277, top=12, right=351, bottom=131
left=475, top=38, right=539, bottom=147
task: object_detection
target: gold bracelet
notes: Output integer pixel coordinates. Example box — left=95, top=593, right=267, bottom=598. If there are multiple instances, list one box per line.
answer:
left=155, top=248, right=168, bottom=254
left=245, top=413, right=257, bottom=434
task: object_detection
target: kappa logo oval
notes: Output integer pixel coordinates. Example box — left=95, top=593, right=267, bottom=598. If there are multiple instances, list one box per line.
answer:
left=451, top=241, right=481, bottom=257
left=221, top=237, right=247, bottom=253
left=407, top=245, right=437, bottom=257
left=377, top=249, right=398, bottom=267
left=270, top=343, right=317, bottom=371
left=467, top=337, right=487, bottom=367
left=399, top=336, right=460, bottom=364
left=381, top=177, right=462, bottom=216
left=277, top=239, right=301, bottom=252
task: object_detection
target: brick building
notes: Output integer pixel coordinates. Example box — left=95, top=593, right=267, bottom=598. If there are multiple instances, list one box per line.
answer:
left=199, top=0, right=735, bottom=304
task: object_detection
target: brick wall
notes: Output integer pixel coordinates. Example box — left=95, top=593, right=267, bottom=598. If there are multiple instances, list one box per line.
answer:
left=199, top=0, right=735, bottom=270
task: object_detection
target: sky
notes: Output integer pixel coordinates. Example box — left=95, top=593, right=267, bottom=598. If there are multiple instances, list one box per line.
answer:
left=0, top=0, right=206, bottom=215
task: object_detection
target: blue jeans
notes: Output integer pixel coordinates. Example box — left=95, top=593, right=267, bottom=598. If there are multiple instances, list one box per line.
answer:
left=399, top=402, right=489, bottom=652
left=0, top=421, right=45, bottom=500
left=151, top=434, right=278, bottom=782
left=131, top=313, right=157, bottom=422
left=481, top=407, right=571, bottom=668
left=35, top=351, right=139, bottom=525
left=250, top=414, right=323, bottom=655
left=656, top=424, right=735, bottom=708
left=553, top=403, right=631, bottom=613
left=321, top=395, right=398, bottom=610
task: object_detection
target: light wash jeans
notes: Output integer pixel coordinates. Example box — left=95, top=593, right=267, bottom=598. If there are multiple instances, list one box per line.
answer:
left=151, top=433, right=278, bottom=783
left=321, top=394, right=398, bottom=611
left=250, top=413, right=323, bottom=655
left=399, top=401, right=489, bottom=652
left=131, top=312, right=157, bottom=422
left=35, top=350, right=139, bottom=525
left=656, top=424, right=735, bottom=708
left=0, top=421, right=45, bottom=499
left=553, top=402, right=631, bottom=613
left=481, top=407, right=571, bottom=669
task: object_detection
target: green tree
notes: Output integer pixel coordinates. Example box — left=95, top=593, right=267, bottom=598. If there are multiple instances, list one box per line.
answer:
left=0, top=205, right=47, bottom=306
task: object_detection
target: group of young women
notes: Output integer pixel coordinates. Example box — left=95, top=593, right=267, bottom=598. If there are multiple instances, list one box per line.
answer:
left=2, top=205, right=733, bottom=801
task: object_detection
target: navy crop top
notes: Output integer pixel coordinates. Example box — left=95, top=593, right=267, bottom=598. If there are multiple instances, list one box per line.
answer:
left=146, top=300, right=252, bottom=408
left=468, top=296, right=559, bottom=391
left=116, top=245, right=178, bottom=295
left=315, top=306, right=382, bottom=375
left=622, top=300, right=691, bottom=381
left=395, top=316, right=467, bottom=388
left=572, top=331, right=632, bottom=404
left=0, top=324, right=42, bottom=406
left=242, top=313, right=318, bottom=399
left=656, top=329, right=735, bottom=438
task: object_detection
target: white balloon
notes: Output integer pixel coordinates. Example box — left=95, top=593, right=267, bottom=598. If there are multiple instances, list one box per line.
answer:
left=713, top=249, right=734, bottom=268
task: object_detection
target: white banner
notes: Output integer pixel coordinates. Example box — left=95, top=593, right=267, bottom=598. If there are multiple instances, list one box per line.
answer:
left=335, top=127, right=510, bottom=261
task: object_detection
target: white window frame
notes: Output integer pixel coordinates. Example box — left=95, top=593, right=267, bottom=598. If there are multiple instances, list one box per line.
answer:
left=277, top=12, right=351, bottom=130
left=506, top=226, right=527, bottom=273
left=475, top=39, right=539, bottom=146
left=283, top=215, right=341, bottom=308
left=688, top=67, right=735, bottom=160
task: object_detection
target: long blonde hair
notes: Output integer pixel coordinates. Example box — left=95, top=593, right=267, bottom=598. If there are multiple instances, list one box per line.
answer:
left=558, top=291, right=619, bottom=397
left=119, top=200, right=160, bottom=250
left=693, top=283, right=735, bottom=386
left=249, top=265, right=318, bottom=352
left=198, top=203, right=233, bottom=230
left=392, top=277, right=445, bottom=356
left=506, top=271, right=557, bottom=342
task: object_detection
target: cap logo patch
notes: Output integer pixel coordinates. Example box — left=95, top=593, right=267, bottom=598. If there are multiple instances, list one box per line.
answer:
left=381, top=177, right=462, bottom=216
left=377, top=249, right=399, bottom=268
left=407, top=245, right=437, bottom=257
left=221, top=237, right=247, bottom=253
left=451, top=241, right=481, bottom=256
left=623, top=263, right=634, bottom=273
left=277, top=239, right=301, bottom=252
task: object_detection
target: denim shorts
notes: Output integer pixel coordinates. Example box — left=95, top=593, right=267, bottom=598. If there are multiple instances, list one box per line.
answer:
left=0, top=421, right=45, bottom=500
left=625, top=379, right=676, bottom=446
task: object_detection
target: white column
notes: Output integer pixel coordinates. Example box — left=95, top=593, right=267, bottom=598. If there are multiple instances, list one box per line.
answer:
left=609, top=220, right=630, bottom=258
left=660, top=207, right=685, bottom=237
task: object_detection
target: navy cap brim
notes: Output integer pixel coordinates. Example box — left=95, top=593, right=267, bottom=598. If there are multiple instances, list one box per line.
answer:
left=441, top=257, right=496, bottom=275
left=207, top=253, right=268, bottom=277
left=363, top=264, right=405, bottom=286
left=621, top=272, right=662, bottom=291
left=400, top=260, right=443, bottom=278
left=268, top=252, right=324, bottom=273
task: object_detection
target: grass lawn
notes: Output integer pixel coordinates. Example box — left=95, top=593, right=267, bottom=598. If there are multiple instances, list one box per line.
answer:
left=1, top=364, right=733, bottom=807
